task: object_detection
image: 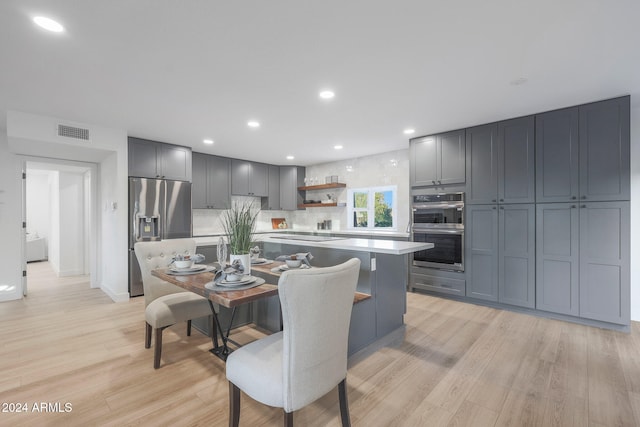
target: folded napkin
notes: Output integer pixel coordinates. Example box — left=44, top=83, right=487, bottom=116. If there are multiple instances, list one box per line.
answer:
left=275, top=252, right=314, bottom=266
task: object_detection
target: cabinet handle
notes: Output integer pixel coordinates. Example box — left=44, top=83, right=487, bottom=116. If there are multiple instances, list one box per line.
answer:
left=499, top=199, right=504, bottom=202
left=581, top=205, right=586, bottom=208
left=571, top=196, right=577, bottom=200
left=571, top=205, right=576, bottom=208
left=438, top=180, right=442, bottom=185
left=581, top=195, right=587, bottom=199
left=492, top=199, right=497, bottom=202
left=431, top=180, right=436, bottom=185
left=492, top=206, right=496, bottom=210
left=499, top=206, right=504, bottom=210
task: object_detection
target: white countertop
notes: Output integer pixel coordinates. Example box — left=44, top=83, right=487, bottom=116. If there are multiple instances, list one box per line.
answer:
left=260, top=235, right=432, bottom=255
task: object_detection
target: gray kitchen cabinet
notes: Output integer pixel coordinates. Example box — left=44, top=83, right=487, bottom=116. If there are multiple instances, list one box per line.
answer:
left=536, top=96, right=630, bottom=203
left=466, top=116, right=535, bottom=205
left=498, top=116, right=535, bottom=203
left=465, top=123, right=498, bottom=204
left=579, top=97, right=630, bottom=201
left=535, top=107, right=580, bottom=203
left=465, top=204, right=498, bottom=301
left=279, top=166, right=305, bottom=210
left=262, top=165, right=281, bottom=210
left=231, top=160, right=269, bottom=197
left=192, top=153, right=231, bottom=209
left=578, top=201, right=630, bottom=324
left=498, top=204, right=535, bottom=308
left=535, top=203, right=580, bottom=316
left=536, top=201, right=630, bottom=324
left=410, top=129, right=465, bottom=187
left=467, top=203, right=534, bottom=307
left=128, top=137, right=192, bottom=182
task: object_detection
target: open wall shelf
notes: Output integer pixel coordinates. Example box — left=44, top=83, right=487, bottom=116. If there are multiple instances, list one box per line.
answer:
left=297, top=183, right=346, bottom=191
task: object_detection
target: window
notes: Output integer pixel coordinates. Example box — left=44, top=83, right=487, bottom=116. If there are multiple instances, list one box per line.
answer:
left=347, top=186, right=397, bottom=230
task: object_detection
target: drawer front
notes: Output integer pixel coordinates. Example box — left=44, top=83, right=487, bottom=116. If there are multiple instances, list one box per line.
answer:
left=409, top=272, right=465, bottom=296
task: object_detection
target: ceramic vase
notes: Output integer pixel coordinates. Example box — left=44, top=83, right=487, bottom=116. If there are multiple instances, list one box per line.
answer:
left=230, top=253, right=251, bottom=276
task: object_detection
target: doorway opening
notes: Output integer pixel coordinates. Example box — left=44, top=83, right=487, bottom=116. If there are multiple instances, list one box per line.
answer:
left=23, top=159, right=97, bottom=296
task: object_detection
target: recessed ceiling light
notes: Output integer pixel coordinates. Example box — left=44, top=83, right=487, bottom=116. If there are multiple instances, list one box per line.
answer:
left=286, top=155, right=294, bottom=160
left=33, top=16, right=64, bottom=33
left=203, top=139, right=214, bottom=145
left=510, top=77, right=528, bottom=86
left=319, top=90, right=335, bottom=99
left=403, top=128, right=415, bottom=135
left=247, top=121, right=260, bottom=128
left=334, top=145, right=343, bottom=150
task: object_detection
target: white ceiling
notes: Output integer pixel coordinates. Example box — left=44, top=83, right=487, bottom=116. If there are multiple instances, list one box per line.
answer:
left=1, top=1, right=639, bottom=166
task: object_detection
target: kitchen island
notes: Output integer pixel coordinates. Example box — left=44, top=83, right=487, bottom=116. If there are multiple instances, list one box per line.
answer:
left=257, top=235, right=433, bottom=359
left=194, top=234, right=432, bottom=360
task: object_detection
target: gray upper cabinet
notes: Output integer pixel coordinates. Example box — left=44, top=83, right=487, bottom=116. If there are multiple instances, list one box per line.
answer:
left=466, top=117, right=535, bottom=205
left=535, top=107, right=580, bottom=202
left=231, top=160, right=269, bottom=197
left=579, top=97, right=630, bottom=201
left=579, top=201, right=630, bottom=324
left=438, top=130, right=466, bottom=185
left=280, top=166, right=305, bottom=210
left=465, top=123, right=498, bottom=204
left=410, top=135, right=438, bottom=186
left=536, top=96, right=630, bottom=203
left=498, top=116, right=535, bottom=203
left=465, top=204, right=498, bottom=301
left=262, top=165, right=281, bottom=210
left=192, top=153, right=231, bottom=209
left=410, top=129, right=465, bottom=187
left=498, top=204, right=535, bottom=308
left=128, top=137, right=192, bottom=182
left=536, top=203, right=580, bottom=316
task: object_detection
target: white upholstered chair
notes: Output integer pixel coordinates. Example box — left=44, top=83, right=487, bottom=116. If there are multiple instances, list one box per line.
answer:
left=226, top=258, right=361, bottom=427
left=134, top=239, right=213, bottom=369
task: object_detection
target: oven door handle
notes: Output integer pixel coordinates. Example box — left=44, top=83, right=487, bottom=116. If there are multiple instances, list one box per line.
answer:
left=412, top=228, right=464, bottom=235
left=412, top=202, right=464, bottom=210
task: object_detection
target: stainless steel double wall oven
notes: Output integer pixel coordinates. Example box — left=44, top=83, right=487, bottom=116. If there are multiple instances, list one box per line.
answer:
left=411, top=192, right=464, bottom=271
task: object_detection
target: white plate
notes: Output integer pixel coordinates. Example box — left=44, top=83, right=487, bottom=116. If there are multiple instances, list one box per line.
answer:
left=279, top=264, right=310, bottom=271
left=251, top=258, right=272, bottom=265
left=218, top=275, right=257, bottom=287
left=169, top=264, right=207, bottom=273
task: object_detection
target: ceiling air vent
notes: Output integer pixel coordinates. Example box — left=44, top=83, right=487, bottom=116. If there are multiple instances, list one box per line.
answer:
left=57, top=124, right=90, bottom=141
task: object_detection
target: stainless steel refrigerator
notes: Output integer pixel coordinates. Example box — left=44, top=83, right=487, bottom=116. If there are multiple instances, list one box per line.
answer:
left=128, top=177, right=192, bottom=296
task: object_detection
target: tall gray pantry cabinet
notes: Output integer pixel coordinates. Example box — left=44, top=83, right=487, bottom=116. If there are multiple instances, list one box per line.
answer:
left=535, top=96, right=630, bottom=325
left=411, top=95, right=631, bottom=328
left=465, top=117, right=536, bottom=309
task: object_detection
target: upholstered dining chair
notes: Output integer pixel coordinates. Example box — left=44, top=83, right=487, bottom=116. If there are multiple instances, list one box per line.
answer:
left=134, top=239, right=213, bottom=369
left=226, top=258, right=361, bottom=427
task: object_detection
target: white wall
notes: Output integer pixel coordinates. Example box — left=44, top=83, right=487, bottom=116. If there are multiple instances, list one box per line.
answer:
left=57, top=171, right=85, bottom=276
left=49, top=171, right=60, bottom=273
left=0, top=133, right=24, bottom=301
left=4, top=111, right=129, bottom=302
left=26, top=171, right=52, bottom=243
left=300, top=149, right=410, bottom=232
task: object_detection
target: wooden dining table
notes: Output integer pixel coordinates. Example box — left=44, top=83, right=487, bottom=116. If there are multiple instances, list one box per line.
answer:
left=152, top=261, right=371, bottom=361
left=151, top=265, right=279, bottom=360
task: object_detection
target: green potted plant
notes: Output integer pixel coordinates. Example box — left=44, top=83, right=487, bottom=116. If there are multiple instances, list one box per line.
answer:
left=221, top=201, right=258, bottom=275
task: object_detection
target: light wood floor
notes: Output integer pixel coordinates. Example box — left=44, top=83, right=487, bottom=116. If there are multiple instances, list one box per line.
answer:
left=1, top=262, right=639, bottom=426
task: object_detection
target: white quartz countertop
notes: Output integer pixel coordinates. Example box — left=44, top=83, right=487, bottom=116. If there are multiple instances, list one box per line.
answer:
left=260, top=235, right=432, bottom=255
